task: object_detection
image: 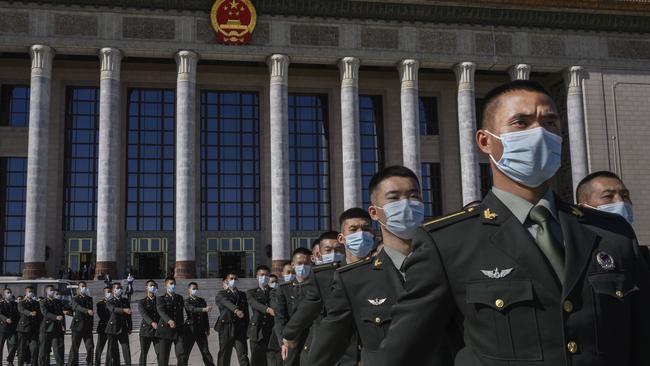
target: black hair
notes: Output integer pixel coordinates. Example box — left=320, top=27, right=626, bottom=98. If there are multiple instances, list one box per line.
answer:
left=222, top=272, right=238, bottom=281
left=318, top=231, right=340, bottom=242
left=188, top=281, right=198, bottom=288
left=269, top=274, right=278, bottom=279
left=339, top=207, right=372, bottom=226
left=25, top=286, right=35, bottom=291
left=145, top=279, right=157, bottom=286
left=78, top=281, right=87, bottom=286
left=112, top=282, right=122, bottom=289
left=310, top=239, right=320, bottom=250
left=481, top=80, right=553, bottom=129
left=292, top=247, right=312, bottom=259
left=164, top=276, right=175, bottom=283
left=102, top=286, right=111, bottom=291
left=576, top=170, right=623, bottom=203
left=255, top=265, right=271, bottom=274
left=368, top=165, right=420, bottom=199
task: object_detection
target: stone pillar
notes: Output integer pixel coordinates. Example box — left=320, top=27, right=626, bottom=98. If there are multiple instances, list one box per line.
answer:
left=564, top=66, right=588, bottom=196
left=95, top=48, right=122, bottom=280
left=174, top=50, right=199, bottom=279
left=398, top=59, right=421, bottom=181
left=339, top=57, right=362, bottom=209
left=22, top=45, right=54, bottom=279
left=508, top=64, right=531, bottom=81
left=268, top=54, right=290, bottom=274
left=454, top=62, right=481, bottom=206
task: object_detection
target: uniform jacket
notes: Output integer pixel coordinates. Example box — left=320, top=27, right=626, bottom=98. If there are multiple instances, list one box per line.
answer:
left=17, top=298, right=41, bottom=335
left=184, top=295, right=210, bottom=334
left=0, top=300, right=19, bottom=334
left=138, top=295, right=159, bottom=338
left=105, top=296, right=132, bottom=336
left=156, top=292, right=185, bottom=340
left=95, top=298, right=110, bottom=334
left=246, top=286, right=274, bottom=342
left=271, top=280, right=307, bottom=345
left=378, top=191, right=650, bottom=366
left=70, top=294, right=94, bottom=334
left=215, top=288, right=249, bottom=337
left=40, top=297, right=67, bottom=334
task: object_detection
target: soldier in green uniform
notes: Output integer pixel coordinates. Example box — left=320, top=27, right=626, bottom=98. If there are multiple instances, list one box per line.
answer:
left=68, top=281, right=95, bottom=366
left=17, top=286, right=40, bottom=366
left=215, top=272, right=250, bottom=366
left=94, top=286, right=112, bottom=365
left=247, top=265, right=276, bottom=366
left=39, top=286, right=67, bottom=366
left=105, top=283, right=132, bottom=366
left=138, top=280, right=160, bottom=366
left=156, top=277, right=187, bottom=366
left=184, top=282, right=215, bottom=366
left=0, top=288, right=19, bottom=366
left=266, top=274, right=282, bottom=366
left=378, top=80, right=650, bottom=365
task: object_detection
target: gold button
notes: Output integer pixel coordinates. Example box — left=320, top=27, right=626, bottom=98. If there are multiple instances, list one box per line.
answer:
left=567, top=341, right=578, bottom=354
left=495, top=299, right=505, bottom=309
left=563, top=300, right=574, bottom=313
left=374, top=317, right=381, bottom=324
left=615, top=290, right=624, bottom=298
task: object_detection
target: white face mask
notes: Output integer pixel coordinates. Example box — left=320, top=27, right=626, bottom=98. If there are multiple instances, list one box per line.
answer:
left=321, top=252, right=345, bottom=264
left=47, top=290, right=55, bottom=299
left=104, top=292, right=112, bottom=300
left=227, top=279, right=238, bottom=289
left=114, top=289, right=123, bottom=298
left=148, top=286, right=158, bottom=294
left=283, top=274, right=295, bottom=283
left=269, top=282, right=278, bottom=289
left=374, top=199, right=425, bottom=240
left=590, top=201, right=634, bottom=225
left=26, top=292, right=35, bottom=300
left=190, top=288, right=198, bottom=296
left=258, top=275, right=269, bottom=287
left=79, top=287, right=89, bottom=296
left=294, top=264, right=311, bottom=279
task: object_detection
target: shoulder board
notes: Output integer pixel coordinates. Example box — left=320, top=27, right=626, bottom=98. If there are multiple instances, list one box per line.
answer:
left=313, top=261, right=341, bottom=273
left=423, top=206, right=481, bottom=231
left=279, top=282, right=292, bottom=288
left=337, top=256, right=373, bottom=273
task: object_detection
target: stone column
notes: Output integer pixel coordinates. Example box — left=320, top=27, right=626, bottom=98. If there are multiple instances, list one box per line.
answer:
left=564, top=66, right=588, bottom=196
left=454, top=62, right=481, bottom=206
left=398, top=59, right=421, bottom=181
left=95, top=48, right=122, bottom=279
left=23, top=45, right=54, bottom=279
left=508, top=64, right=531, bottom=81
left=339, top=57, right=362, bottom=209
left=174, top=50, right=199, bottom=279
left=268, top=54, right=290, bottom=274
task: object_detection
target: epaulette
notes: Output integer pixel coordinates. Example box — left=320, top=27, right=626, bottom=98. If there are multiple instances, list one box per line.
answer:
left=312, top=261, right=342, bottom=273
left=423, top=205, right=482, bottom=232
left=337, top=256, right=373, bottom=273
left=279, top=282, right=292, bottom=288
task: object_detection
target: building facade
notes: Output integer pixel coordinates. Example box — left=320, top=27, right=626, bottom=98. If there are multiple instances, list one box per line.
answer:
left=0, top=0, right=649, bottom=279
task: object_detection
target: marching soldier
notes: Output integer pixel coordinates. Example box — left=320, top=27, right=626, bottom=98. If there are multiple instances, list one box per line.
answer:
left=156, top=277, right=187, bottom=366
left=378, top=80, right=650, bottom=365
left=39, top=286, right=67, bottom=366
left=68, top=281, right=95, bottom=366
left=17, top=286, right=40, bottom=366
left=215, top=272, right=250, bottom=366
left=0, top=288, right=19, bottom=366
left=184, top=282, right=215, bottom=366
left=94, top=286, right=112, bottom=365
left=105, top=283, right=132, bottom=366
left=247, top=265, right=276, bottom=366
left=138, top=280, right=160, bottom=366
left=267, top=275, right=282, bottom=366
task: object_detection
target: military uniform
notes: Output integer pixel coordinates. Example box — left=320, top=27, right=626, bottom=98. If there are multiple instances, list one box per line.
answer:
left=0, top=297, right=19, bottom=365
left=270, top=280, right=307, bottom=366
left=39, top=296, right=67, bottom=366
left=184, top=295, right=215, bottom=366
left=68, top=294, right=94, bottom=366
left=378, top=190, right=650, bottom=366
left=138, top=295, right=160, bottom=366
left=94, top=296, right=111, bottom=365
left=156, top=291, right=187, bottom=366
left=17, top=297, right=40, bottom=366
left=105, top=296, right=132, bottom=366
left=266, top=288, right=283, bottom=366
left=246, top=286, right=275, bottom=366
left=215, top=288, right=250, bottom=366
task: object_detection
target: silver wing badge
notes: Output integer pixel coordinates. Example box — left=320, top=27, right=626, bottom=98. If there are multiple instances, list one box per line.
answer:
left=480, top=267, right=514, bottom=279
left=367, top=298, right=387, bottom=306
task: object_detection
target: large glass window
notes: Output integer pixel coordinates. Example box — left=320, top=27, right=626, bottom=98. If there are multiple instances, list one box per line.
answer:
left=63, top=87, right=99, bottom=231
left=1, top=85, right=30, bottom=127
left=419, top=96, right=439, bottom=136
left=0, top=157, right=27, bottom=275
left=359, top=95, right=384, bottom=209
left=126, top=89, right=175, bottom=231
left=200, top=91, right=261, bottom=231
left=421, top=162, right=443, bottom=218
left=289, top=94, right=330, bottom=231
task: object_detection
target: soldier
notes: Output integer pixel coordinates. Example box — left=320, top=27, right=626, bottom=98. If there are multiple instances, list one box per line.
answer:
left=215, top=272, right=250, bottom=366
left=39, top=286, right=67, bottom=366
left=94, top=286, right=112, bottom=365
left=68, top=281, right=95, bottom=366
left=17, top=286, right=40, bottom=366
left=377, top=80, right=650, bottom=365
left=247, top=265, right=276, bottom=366
left=138, top=280, right=160, bottom=366
left=105, top=283, right=132, bottom=366
left=156, top=277, right=187, bottom=366
left=281, top=263, right=294, bottom=283
left=266, top=275, right=282, bottom=366
left=271, top=248, right=312, bottom=366
left=576, top=171, right=633, bottom=224
left=184, top=282, right=215, bottom=366
left=0, top=288, right=19, bottom=366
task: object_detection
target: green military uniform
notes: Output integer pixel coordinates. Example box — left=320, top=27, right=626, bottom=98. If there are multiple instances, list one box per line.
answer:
left=105, top=296, right=132, bottom=366
left=266, top=287, right=283, bottom=366
left=156, top=292, right=187, bottom=366
left=68, top=293, right=94, bottom=366
left=271, top=280, right=308, bottom=366
left=17, top=297, right=41, bottom=366
left=378, top=190, right=650, bottom=366
left=246, top=286, right=275, bottom=366
left=184, top=295, right=215, bottom=366
left=0, top=297, right=19, bottom=365
left=138, top=295, right=159, bottom=366
left=215, top=288, right=250, bottom=366
left=94, top=296, right=111, bottom=365
left=39, top=297, right=67, bottom=366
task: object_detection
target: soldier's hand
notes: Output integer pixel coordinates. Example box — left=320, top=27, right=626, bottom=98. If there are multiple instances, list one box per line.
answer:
left=168, top=320, right=176, bottom=328
left=283, top=338, right=297, bottom=349
left=29, top=311, right=36, bottom=316
left=266, top=307, right=276, bottom=317
left=203, top=306, right=212, bottom=313
left=123, top=308, right=131, bottom=315
left=56, top=315, right=63, bottom=321
left=281, top=344, right=289, bottom=360
left=87, top=310, right=93, bottom=316
left=234, top=310, right=244, bottom=319
left=151, top=322, right=158, bottom=329
left=5, top=319, right=11, bottom=324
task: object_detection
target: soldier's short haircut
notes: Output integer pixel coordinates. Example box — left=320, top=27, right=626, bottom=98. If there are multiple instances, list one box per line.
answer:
left=25, top=286, right=35, bottom=291
left=112, top=282, right=122, bottom=289
left=481, top=80, right=553, bottom=129
left=78, top=281, right=86, bottom=286
left=318, top=231, right=340, bottom=242
left=188, top=281, right=198, bottom=288
left=368, top=165, right=420, bottom=198
left=575, top=170, right=623, bottom=203
left=311, top=240, right=320, bottom=250
left=44, top=284, right=54, bottom=291
left=145, top=279, right=157, bottom=286
left=103, top=286, right=111, bottom=291
left=292, top=247, right=312, bottom=259
left=222, top=272, right=238, bottom=281
left=164, top=276, right=175, bottom=283
left=269, top=274, right=278, bottom=279
left=339, top=207, right=372, bottom=226
left=256, top=265, right=271, bottom=274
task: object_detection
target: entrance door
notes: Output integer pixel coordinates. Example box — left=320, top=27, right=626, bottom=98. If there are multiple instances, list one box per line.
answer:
left=131, top=238, right=168, bottom=278
left=219, top=252, right=245, bottom=278
left=136, top=253, right=164, bottom=278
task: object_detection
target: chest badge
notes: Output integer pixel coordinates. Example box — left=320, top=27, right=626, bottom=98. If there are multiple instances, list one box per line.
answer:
left=368, top=298, right=386, bottom=306
left=596, top=251, right=615, bottom=270
left=480, top=267, right=514, bottom=279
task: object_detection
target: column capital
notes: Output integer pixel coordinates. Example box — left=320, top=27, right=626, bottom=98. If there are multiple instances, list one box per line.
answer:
left=267, top=54, right=290, bottom=85
left=397, top=59, right=419, bottom=89
left=175, top=50, right=199, bottom=83
left=454, top=62, right=476, bottom=91
left=508, top=64, right=531, bottom=81
left=29, top=45, right=54, bottom=78
left=339, top=57, right=360, bottom=88
left=564, top=66, right=585, bottom=95
left=99, top=47, right=123, bottom=80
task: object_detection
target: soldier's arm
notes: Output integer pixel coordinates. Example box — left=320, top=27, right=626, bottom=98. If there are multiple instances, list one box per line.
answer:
left=138, top=300, right=155, bottom=325
left=0, top=306, right=9, bottom=322
left=631, top=238, right=650, bottom=364
left=106, top=300, right=125, bottom=315
left=184, top=298, right=204, bottom=314
left=155, top=297, right=172, bottom=323
left=282, top=277, right=322, bottom=341
left=271, top=288, right=289, bottom=344
left=17, top=301, right=32, bottom=316
left=247, top=289, right=269, bottom=314
left=215, top=291, right=239, bottom=313
left=71, top=297, right=88, bottom=316
left=40, top=301, right=58, bottom=320
left=126, top=301, right=133, bottom=330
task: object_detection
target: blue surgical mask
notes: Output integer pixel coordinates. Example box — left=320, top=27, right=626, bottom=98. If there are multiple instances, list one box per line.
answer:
left=283, top=274, right=295, bottom=283
left=345, top=231, right=375, bottom=257
left=486, top=127, right=562, bottom=188
left=190, top=288, right=198, bottom=296
left=114, top=289, right=123, bottom=297
left=595, top=202, right=634, bottom=225
left=375, top=199, right=425, bottom=240
left=294, top=265, right=311, bottom=279
left=269, top=282, right=278, bottom=289
left=258, top=275, right=269, bottom=287
left=148, top=286, right=158, bottom=294
left=321, top=252, right=345, bottom=264
left=167, top=284, right=176, bottom=293
left=227, top=279, right=238, bottom=289
left=104, top=292, right=112, bottom=300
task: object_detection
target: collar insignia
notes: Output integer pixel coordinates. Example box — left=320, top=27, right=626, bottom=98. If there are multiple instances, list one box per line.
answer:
left=373, top=258, right=382, bottom=268
left=481, top=267, right=514, bottom=279
left=571, top=207, right=584, bottom=218
left=368, top=298, right=386, bottom=306
left=483, top=208, right=498, bottom=220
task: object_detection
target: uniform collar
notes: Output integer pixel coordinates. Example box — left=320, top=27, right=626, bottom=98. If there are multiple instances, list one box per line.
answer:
left=491, top=187, right=558, bottom=224
left=382, top=245, right=408, bottom=273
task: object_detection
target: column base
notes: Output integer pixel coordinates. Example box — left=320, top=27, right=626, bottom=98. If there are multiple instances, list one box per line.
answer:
left=272, top=260, right=288, bottom=276
left=174, top=261, right=196, bottom=279
left=22, top=262, right=46, bottom=279
left=94, top=261, right=117, bottom=280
